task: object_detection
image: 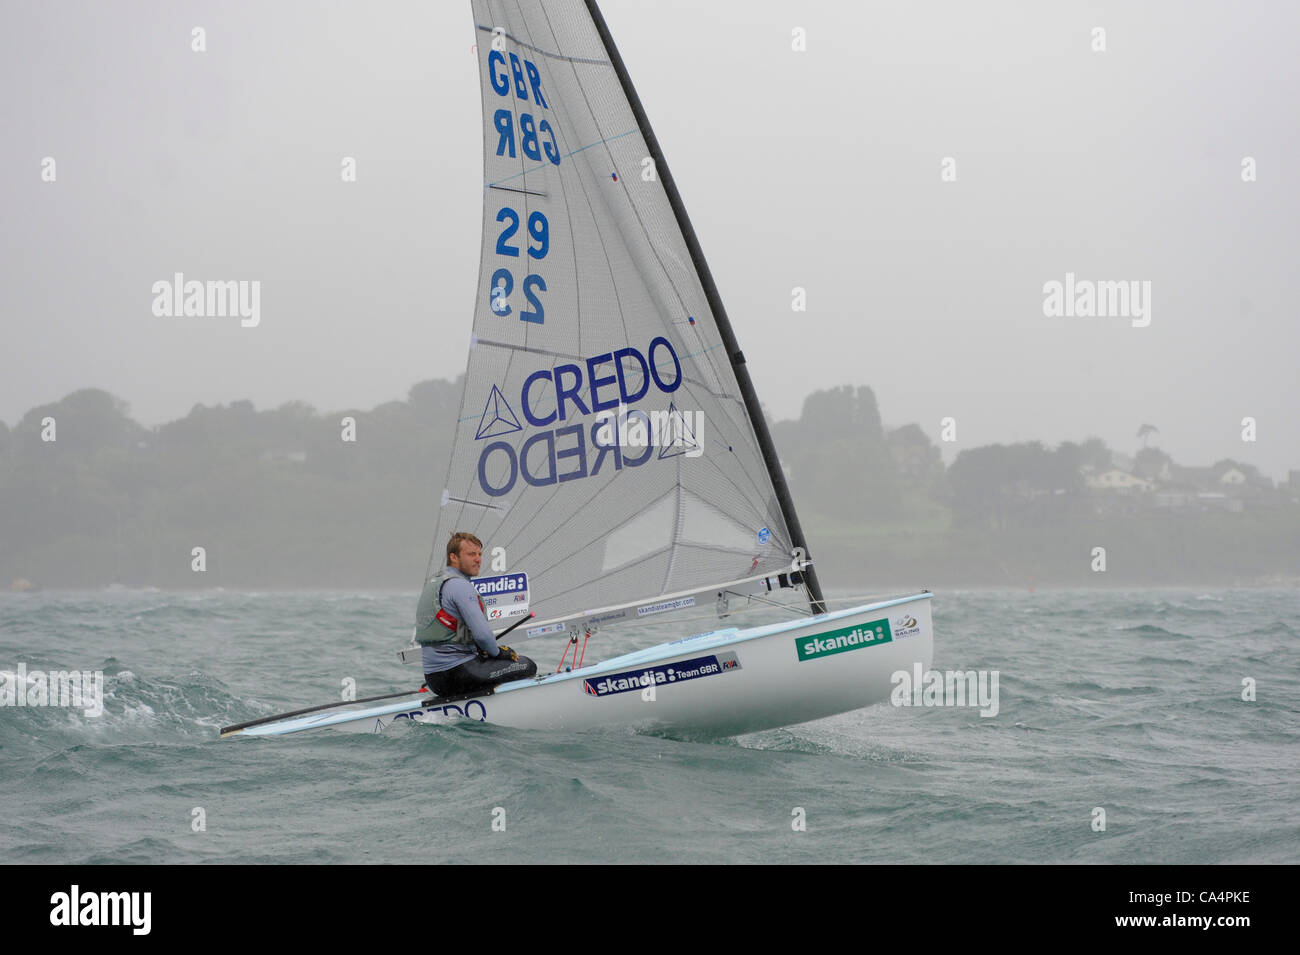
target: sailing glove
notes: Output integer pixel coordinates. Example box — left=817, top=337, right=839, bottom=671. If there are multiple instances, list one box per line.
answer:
left=496, top=644, right=519, bottom=662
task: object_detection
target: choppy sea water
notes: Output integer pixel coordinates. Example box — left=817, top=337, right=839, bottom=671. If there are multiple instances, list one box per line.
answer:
left=1, top=588, right=1296, bottom=864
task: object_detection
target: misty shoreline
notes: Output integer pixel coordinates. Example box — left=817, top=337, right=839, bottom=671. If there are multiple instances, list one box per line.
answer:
left=4, top=384, right=1297, bottom=592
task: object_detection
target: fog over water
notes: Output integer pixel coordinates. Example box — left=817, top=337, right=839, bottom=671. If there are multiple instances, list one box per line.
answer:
left=2, top=0, right=1298, bottom=480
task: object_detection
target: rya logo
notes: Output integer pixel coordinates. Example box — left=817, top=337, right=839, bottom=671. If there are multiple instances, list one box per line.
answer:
left=892, top=615, right=921, bottom=638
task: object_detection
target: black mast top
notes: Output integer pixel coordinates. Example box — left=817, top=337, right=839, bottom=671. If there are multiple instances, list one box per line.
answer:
left=584, top=0, right=827, bottom=614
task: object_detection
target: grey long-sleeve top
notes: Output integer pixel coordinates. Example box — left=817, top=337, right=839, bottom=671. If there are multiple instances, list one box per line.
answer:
left=417, top=567, right=502, bottom=673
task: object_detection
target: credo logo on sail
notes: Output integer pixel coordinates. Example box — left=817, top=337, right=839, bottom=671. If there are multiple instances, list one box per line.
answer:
left=472, top=337, right=705, bottom=497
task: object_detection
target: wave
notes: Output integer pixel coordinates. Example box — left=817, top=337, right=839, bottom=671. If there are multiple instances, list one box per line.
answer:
left=1112, top=624, right=1191, bottom=639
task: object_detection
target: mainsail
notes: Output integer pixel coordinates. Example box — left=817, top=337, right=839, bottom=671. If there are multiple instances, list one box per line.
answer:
left=428, top=0, right=824, bottom=629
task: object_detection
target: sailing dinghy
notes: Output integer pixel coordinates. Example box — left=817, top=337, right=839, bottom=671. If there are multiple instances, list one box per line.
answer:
left=221, top=0, right=933, bottom=740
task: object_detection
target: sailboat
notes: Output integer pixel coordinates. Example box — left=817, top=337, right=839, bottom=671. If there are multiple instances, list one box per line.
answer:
left=221, top=0, right=933, bottom=740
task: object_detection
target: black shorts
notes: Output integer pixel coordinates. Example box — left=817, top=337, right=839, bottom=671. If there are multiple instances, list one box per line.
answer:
left=425, top=653, right=537, bottom=697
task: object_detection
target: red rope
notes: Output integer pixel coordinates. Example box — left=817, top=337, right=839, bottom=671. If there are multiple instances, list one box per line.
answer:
left=577, top=628, right=592, bottom=667
left=556, top=635, right=578, bottom=673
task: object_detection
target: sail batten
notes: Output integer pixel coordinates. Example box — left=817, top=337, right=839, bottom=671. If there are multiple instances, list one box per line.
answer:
left=474, top=22, right=611, bottom=67
left=427, top=0, right=813, bottom=627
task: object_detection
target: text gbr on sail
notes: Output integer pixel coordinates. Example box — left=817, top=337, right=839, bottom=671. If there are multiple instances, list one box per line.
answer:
left=487, top=49, right=561, bottom=166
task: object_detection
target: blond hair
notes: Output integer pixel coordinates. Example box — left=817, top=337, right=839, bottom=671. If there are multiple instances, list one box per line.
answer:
left=446, top=531, right=483, bottom=563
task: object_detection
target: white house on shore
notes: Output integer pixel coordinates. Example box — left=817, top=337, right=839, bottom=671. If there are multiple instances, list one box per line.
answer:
left=1086, top=469, right=1153, bottom=493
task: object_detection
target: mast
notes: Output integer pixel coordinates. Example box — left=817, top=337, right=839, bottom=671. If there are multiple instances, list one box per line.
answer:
left=583, top=0, right=827, bottom=614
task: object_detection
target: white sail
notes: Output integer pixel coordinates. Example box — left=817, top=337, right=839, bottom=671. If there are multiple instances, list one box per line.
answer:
left=223, top=1, right=937, bottom=744
left=428, top=1, right=814, bottom=627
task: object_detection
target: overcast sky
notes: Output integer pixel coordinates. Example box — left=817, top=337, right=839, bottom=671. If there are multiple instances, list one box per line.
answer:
left=3, top=0, right=1297, bottom=480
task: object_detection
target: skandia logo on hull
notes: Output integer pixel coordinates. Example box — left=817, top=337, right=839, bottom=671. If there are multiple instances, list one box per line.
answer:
left=795, top=620, right=892, bottom=662
left=582, top=653, right=736, bottom=697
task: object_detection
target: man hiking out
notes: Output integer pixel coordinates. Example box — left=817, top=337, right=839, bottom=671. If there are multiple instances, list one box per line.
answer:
left=415, top=532, right=537, bottom=696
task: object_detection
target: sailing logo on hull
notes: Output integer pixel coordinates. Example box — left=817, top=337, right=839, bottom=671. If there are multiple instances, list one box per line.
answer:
left=891, top=614, right=921, bottom=639
left=582, top=652, right=740, bottom=697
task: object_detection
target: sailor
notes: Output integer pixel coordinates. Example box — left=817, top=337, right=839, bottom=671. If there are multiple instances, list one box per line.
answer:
left=415, top=531, right=537, bottom=697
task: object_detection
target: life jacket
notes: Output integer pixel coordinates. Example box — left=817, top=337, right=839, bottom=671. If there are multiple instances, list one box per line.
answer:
left=415, top=573, right=486, bottom=648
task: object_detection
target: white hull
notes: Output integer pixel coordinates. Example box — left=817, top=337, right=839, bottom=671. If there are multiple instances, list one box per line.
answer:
left=228, top=593, right=934, bottom=739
